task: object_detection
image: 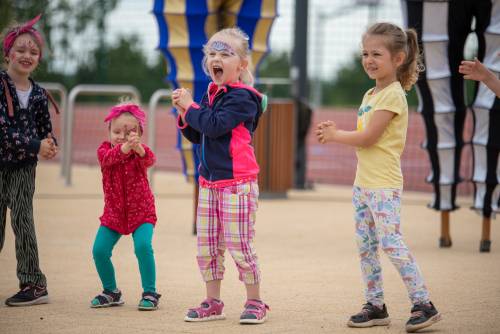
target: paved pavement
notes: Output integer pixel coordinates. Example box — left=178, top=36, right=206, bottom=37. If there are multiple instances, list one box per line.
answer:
left=0, top=163, right=498, bottom=334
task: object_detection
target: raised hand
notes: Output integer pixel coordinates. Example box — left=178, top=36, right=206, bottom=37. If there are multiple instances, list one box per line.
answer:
left=172, top=88, right=194, bottom=111
left=459, top=57, right=500, bottom=97
left=127, top=130, right=145, bottom=157
left=459, top=58, right=489, bottom=82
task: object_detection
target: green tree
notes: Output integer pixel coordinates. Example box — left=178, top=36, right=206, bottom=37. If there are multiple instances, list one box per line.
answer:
left=322, top=55, right=419, bottom=107
left=74, top=35, right=167, bottom=101
left=256, top=51, right=291, bottom=98
left=257, top=51, right=290, bottom=78
left=1, top=0, right=118, bottom=80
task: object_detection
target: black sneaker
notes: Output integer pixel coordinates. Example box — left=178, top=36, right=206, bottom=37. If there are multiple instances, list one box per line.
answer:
left=347, top=302, right=390, bottom=328
left=405, top=301, right=441, bottom=332
left=5, top=285, right=49, bottom=306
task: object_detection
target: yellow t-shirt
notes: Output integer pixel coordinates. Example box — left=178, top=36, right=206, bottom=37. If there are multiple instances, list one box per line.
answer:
left=354, top=81, right=408, bottom=189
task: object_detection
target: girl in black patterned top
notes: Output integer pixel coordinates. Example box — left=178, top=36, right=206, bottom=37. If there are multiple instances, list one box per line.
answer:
left=0, top=15, right=59, bottom=306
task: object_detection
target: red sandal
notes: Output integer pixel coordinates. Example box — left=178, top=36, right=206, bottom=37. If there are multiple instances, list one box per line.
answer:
left=184, top=298, right=225, bottom=322
left=240, top=299, right=270, bottom=324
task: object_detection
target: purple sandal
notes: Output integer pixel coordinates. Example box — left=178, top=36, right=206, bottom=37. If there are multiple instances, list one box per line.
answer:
left=240, top=299, right=270, bottom=324
left=184, top=298, right=226, bottom=322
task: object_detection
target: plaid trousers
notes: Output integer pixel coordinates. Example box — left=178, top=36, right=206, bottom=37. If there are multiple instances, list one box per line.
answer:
left=196, top=181, right=261, bottom=284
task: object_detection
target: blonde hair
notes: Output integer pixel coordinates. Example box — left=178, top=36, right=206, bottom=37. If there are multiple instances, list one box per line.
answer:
left=202, top=27, right=254, bottom=86
left=363, top=22, right=424, bottom=91
left=116, top=95, right=140, bottom=107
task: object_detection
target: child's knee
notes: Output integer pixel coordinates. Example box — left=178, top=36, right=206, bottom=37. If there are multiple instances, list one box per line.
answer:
left=380, top=243, right=410, bottom=263
left=230, top=248, right=258, bottom=270
left=196, top=244, right=221, bottom=259
left=356, top=235, right=376, bottom=252
left=134, top=240, right=153, bottom=258
left=92, top=243, right=111, bottom=260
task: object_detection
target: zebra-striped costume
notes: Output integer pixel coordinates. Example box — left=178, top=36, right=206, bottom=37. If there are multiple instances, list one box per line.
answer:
left=403, top=0, right=500, bottom=217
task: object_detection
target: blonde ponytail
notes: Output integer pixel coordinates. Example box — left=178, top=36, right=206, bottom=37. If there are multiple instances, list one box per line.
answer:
left=397, top=29, right=424, bottom=91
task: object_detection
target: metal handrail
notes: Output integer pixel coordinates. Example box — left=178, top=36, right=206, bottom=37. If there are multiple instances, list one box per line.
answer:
left=255, top=77, right=292, bottom=100
left=63, top=84, right=141, bottom=186
left=39, top=82, right=67, bottom=177
left=147, top=88, right=172, bottom=188
left=255, top=77, right=291, bottom=85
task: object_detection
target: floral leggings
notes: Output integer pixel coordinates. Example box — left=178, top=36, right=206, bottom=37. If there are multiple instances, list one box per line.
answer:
left=353, top=186, right=430, bottom=307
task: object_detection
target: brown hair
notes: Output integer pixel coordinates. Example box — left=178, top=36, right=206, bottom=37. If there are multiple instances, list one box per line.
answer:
left=203, top=27, right=254, bottom=86
left=363, top=22, right=424, bottom=91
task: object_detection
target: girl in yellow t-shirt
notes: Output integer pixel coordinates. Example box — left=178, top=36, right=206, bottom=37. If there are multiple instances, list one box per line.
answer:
left=316, top=22, right=441, bottom=333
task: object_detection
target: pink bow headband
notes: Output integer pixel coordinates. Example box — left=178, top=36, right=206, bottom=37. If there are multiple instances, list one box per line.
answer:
left=104, top=104, right=146, bottom=130
left=3, top=14, right=44, bottom=58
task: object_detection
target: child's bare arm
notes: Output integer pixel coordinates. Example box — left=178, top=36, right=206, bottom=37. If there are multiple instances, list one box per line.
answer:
left=316, top=110, right=394, bottom=147
left=459, top=58, right=500, bottom=97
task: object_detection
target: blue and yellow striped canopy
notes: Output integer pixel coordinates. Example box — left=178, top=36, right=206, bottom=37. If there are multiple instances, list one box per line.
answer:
left=153, top=0, right=278, bottom=180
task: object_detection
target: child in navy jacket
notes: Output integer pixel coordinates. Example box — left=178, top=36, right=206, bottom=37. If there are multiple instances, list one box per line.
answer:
left=173, top=27, right=269, bottom=324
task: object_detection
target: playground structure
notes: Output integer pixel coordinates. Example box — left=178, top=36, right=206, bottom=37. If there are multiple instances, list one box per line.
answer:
left=33, top=0, right=496, bottom=252
left=2, top=2, right=500, bottom=333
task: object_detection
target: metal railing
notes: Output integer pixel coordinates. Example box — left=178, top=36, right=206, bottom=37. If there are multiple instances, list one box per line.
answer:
left=63, top=84, right=141, bottom=186
left=56, top=79, right=291, bottom=186
left=40, top=82, right=67, bottom=177
left=255, top=77, right=292, bottom=99
left=147, top=88, right=172, bottom=188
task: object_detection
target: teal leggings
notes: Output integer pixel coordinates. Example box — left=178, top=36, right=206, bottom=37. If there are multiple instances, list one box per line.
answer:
left=92, top=223, right=156, bottom=292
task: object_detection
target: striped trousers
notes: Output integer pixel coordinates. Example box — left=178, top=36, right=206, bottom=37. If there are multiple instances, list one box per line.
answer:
left=0, top=165, right=46, bottom=287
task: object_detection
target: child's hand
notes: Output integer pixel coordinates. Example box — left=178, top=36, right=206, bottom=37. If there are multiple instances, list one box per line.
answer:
left=39, top=134, right=58, bottom=159
left=316, top=121, right=334, bottom=130
left=172, top=88, right=194, bottom=110
left=127, top=131, right=145, bottom=157
left=172, top=88, right=190, bottom=123
left=120, top=141, right=132, bottom=154
left=315, top=120, right=337, bottom=144
left=459, top=58, right=489, bottom=82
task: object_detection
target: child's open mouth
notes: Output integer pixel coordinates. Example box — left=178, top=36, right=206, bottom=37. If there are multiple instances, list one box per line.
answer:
left=213, top=65, right=223, bottom=80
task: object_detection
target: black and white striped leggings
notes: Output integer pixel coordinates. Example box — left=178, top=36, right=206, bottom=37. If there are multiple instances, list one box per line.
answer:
left=0, top=164, right=46, bottom=287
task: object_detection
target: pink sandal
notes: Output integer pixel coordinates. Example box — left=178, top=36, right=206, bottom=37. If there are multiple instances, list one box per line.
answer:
left=184, top=298, right=225, bottom=322
left=240, top=299, right=270, bottom=324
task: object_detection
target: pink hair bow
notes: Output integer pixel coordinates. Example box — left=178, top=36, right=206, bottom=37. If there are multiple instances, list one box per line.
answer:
left=3, top=14, right=44, bottom=58
left=104, top=104, right=146, bottom=129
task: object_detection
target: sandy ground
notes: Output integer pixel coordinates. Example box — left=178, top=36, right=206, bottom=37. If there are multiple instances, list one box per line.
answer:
left=0, top=163, right=499, bottom=334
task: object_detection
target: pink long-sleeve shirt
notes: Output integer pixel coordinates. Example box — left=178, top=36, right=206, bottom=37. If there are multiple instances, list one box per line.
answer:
left=97, top=141, right=157, bottom=235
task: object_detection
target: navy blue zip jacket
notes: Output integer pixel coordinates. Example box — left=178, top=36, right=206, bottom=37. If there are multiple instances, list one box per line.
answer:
left=177, top=82, right=265, bottom=183
left=0, top=70, right=55, bottom=169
